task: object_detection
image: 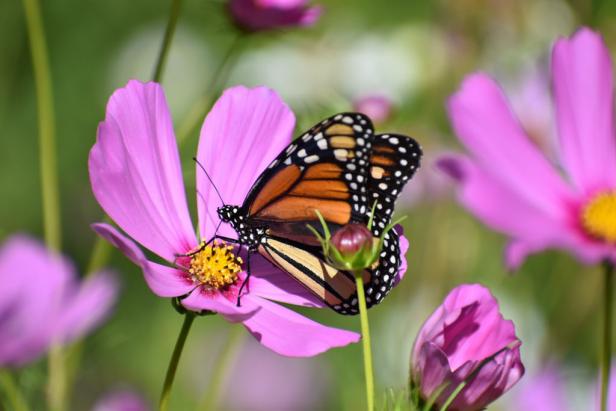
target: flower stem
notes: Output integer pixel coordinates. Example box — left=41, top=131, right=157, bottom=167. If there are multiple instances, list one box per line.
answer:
left=22, top=0, right=61, bottom=252
left=198, top=326, right=245, bottom=411
left=176, top=33, right=244, bottom=143
left=159, top=312, right=196, bottom=411
left=20, top=0, right=65, bottom=408
left=601, top=261, right=614, bottom=411
left=152, top=0, right=183, bottom=83
left=355, top=273, right=374, bottom=411
left=0, top=370, right=29, bottom=411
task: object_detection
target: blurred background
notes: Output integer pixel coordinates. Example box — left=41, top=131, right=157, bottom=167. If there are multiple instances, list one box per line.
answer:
left=3, top=0, right=616, bottom=409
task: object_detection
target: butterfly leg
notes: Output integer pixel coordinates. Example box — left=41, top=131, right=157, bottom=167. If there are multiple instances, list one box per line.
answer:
left=236, top=251, right=252, bottom=307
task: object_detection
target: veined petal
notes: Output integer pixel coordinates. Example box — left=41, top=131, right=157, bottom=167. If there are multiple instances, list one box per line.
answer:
left=92, top=223, right=193, bottom=297
left=552, top=28, right=616, bottom=192
left=89, top=80, right=196, bottom=262
left=196, top=86, right=295, bottom=241
left=241, top=297, right=360, bottom=357
left=447, top=73, right=572, bottom=217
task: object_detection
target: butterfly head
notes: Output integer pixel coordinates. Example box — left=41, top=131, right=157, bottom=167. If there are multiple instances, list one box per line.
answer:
left=217, top=205, right=240, bottom=223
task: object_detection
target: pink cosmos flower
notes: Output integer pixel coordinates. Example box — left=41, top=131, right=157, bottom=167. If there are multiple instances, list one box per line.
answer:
left=410, top=284, right=524, bottom=411
left=227, top=0, right=321, bottom=32
left=352, top=95, right=393, bottom=124
left=0, top=235, right=117, bottom=367
left=438, top=28, right=616, bottom=269
left=89, top=81, right=409, bottom=356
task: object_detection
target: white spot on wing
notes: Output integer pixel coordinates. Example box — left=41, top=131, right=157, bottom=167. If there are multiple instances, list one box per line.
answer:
left=305, top=155, right=319, bottom=164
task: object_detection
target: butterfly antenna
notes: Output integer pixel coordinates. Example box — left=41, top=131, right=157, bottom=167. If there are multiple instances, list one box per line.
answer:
left=193, top=157, right=226, bottom=206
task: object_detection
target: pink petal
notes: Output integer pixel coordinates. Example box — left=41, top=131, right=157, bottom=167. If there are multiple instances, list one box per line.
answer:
left=0, top=235, right=71, bottom=365
left=450, top=348, right=524, bottom=410
left=512, top=365, right=571, bottom=411
left=241, top=297, right=360, bottom=357
left=54, top=270, right=118, bottom=343
left=393, top=225, right=409, bottom=286
left=196, top=86, right=295, bottom=241
left=92, top=223, right=194, bottom=297
left=247, top=253, right=325, bottom=308
left=180, top=289, right=258, bottom=322
left=89, top=80, right=196, bottom=262
left=447, top=73, right=572, bottom=218
left=414, top=341, right=451, bottom=399
left=438, top=155, right=575, bottom=269
left=552, top=28, right=616, bottom=192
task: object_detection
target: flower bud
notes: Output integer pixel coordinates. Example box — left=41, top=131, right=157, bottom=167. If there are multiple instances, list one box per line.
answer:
left=326, top=223, right=379, bottom=272
left=331, top=223, right=374, bottom=257
left=352, top=95, right=393, bottom=124
left=410, top=284, right=524, bottom=411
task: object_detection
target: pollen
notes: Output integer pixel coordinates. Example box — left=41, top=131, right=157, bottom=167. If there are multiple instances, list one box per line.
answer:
left=582, top=191, right=616, bottom=243
left=189, top=241, right=243, bottom=290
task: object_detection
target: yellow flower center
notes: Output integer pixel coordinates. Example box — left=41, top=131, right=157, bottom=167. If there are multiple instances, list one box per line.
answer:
left=582, top=191, right=616, bottom=243
left=189, top=241, right=243, bottom=290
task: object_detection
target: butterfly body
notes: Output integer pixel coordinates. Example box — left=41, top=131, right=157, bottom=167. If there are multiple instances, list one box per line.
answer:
left=216, top=113, right=422, bottom=315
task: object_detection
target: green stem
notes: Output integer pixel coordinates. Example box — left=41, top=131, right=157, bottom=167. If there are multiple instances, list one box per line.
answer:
left=21, top=0, right=64, bottom=409
left=22, top=0, right=60, bottom=252
left=152, top=0, right=183, bottom=83
left=198, top=326, right=245, bottom=411
left=159, top=312, right=196, bottom=411
left=176, top=34, right=244, bottom=143
left=601, top=261, right=614, bottom=411
left=0, top=371, right=29, bottom=411
left=355, top=274, right=374, bottom=411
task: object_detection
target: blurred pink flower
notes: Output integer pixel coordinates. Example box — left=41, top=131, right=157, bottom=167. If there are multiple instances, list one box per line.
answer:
left=219, top=337, right=330, bottom=411
left=439, top=28, right=616, bottom=269
left=227, top=0, right=321, bottom=32
left=399, top=146, right=452, bottom=206
left=506, top=66, right=558, bottom=161
left=410, top=284, right=524, bottom=411
left=92, top=389, right=150, bottom=411
left=352, top=95, right=392, bottom=124
left=89, top=81, right=361, bottom=357
left=0, top=235, right=117, bottom=367
left=509, top=365, right=571, bottom=411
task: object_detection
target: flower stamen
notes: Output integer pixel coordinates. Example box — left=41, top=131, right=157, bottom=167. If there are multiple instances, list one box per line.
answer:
left=582, top=191, right=616, bottom=243
left=188, top=241, right=243, bottom=290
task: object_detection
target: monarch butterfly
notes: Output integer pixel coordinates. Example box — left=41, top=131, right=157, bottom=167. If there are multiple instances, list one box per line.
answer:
left=208, top=112, right=421, bottom=315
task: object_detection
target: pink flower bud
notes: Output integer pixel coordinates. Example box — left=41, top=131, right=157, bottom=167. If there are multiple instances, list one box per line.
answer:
left=352, top=95, right=393, bottom=124
left=331, top=223, right=374, bottom=258
left=411, top=284, right=524, bottom=410
left=227, top=0, right=322, bottom=32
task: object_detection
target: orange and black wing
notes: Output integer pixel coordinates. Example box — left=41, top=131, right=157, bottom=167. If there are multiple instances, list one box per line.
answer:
left=358, top=133, right=421, bottom=308
left=366, top=133, right=422, bottom=235
left=241, top=113, right=376, bottom=242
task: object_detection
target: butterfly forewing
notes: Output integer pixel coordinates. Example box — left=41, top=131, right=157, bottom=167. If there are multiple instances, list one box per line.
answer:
left=366, top=133, right=422, bottom=235
left=241, top=113, right=376, bottom=237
